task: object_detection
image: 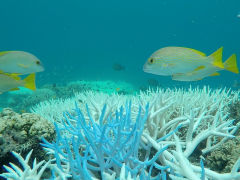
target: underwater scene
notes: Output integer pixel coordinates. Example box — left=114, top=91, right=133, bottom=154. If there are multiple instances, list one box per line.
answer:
left=0, top=0, right=240, bottom=179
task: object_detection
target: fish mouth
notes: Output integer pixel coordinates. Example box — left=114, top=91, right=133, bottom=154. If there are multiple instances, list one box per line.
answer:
left=143, top=64, right=151, bottom=73
left=38, top=66, right=45, bottom=72
left=143, top=69, right=150, bottom=73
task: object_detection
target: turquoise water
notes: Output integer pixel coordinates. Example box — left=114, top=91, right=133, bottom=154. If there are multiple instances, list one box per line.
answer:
left=1, top=1, right=240, bottom=178
left=0, top=0, right=240, bottom=88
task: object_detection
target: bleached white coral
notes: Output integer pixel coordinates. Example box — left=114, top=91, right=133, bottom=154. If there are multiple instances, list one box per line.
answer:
left=0, top=150, right=70, bottom=180
left=29, top=86, right=240, bottom=179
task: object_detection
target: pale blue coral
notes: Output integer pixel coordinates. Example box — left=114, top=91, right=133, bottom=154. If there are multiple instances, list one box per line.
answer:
left=41, top=102, right=169, bottom=179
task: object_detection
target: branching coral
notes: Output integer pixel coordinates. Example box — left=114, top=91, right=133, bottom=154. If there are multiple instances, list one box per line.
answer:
left=41, top=102, right=169, bottom=179
left=0, top=150, right=70, bottom=180
left=2, top=86, right=240, bottom=179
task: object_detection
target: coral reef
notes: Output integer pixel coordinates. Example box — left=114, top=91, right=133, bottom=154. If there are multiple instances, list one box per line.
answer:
left=31, top=87, right=240, bottom=179
left=8, top=88, right=56, bottom=113
left=0, top=80, right=137, bottom=113
left=1, top=86, right=240, bottom=179
left=66, top=80, right=137, bottom=94
left=1, top=103, right=170, bottom=179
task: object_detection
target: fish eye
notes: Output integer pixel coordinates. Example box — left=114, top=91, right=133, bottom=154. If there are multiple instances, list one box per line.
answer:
left=36, top=60, right=40, bottom=65
left=148, top=58, right=154, bottom=64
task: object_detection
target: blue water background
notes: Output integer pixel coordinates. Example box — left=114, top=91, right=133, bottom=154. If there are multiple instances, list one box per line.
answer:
left=0, top=0, right=240, bottom=89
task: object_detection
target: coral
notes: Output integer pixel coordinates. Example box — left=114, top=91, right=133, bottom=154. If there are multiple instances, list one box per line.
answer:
left=0, top=108, right=55, bottom=171
left=66, top=80, right=138, bottom=94
left=0, top=80, right=137, bottom=113
left=0, top=150, right=70, bottom=180
left=2, top=86, right=240, bottom=179
left=31, top=86, right=240, bottom=179
left=30, top=91, right=131, bottom=126
left=41, top=102, right=169, bottom=179
left=0, top=102, right=170, bottom=179
left=7, top=88, right=57, bottom=112
left=206, top=136, right=240, bottom=173
left=228, top=99, right=240, bottom=128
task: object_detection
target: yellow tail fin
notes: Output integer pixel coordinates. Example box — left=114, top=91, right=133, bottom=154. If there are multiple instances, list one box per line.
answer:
left=210, top=47, right=224, bottom=68
left=0, top=51, right=10, bottom=57
left=223, top=54, right=239, bottom=74
left=23, top=73, right=36, bottom=90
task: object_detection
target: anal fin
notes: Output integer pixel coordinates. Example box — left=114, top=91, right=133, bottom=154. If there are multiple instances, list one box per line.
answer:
left=209, top=72, right=220, bottom=76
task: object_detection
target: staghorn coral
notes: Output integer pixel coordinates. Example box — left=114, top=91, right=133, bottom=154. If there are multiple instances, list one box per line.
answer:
left=0, top=150, right=70, bottom=180
left=2, top=87, right=240, bottom=179
left=32, top=86, right=240, bottom=179
left=41, top=102, right=169, bottom=179
left=1, top=103, right=170, bottom=180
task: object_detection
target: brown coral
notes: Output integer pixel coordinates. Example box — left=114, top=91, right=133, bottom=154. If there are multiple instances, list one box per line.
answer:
left=0, top=108, right=55, bottom=166
left=205, top=136, right=240, bottom=173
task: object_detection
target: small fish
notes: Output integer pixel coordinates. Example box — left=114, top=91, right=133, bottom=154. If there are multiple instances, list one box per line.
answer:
left=233, top=80, right=240, bottom=88
left=143, top=47, right=239, bottom=81
left=0, top=51, right=44, bottom=74
left=0, top=73, right=36, bottom=94
left=112, top=63, right=125, bottom=71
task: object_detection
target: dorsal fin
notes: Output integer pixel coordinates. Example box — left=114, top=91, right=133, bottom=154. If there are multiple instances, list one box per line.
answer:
left=210, top=47, right=224, bottom=68
left=183, top=47, right=206, bottom=57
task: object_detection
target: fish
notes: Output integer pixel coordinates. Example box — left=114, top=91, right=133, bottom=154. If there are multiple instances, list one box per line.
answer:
left=112, top=63, right=125, bottom=71
left=172, top=54, right=238, bottom=81
left=0, top=51, right=44, bottom=74
left=143, top=47, right=239, bottom=81
left=0, top=73, right=36, bottom=94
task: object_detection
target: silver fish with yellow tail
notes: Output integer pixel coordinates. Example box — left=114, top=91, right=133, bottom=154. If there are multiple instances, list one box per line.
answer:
left=143, top=47, right=239, bottom=81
